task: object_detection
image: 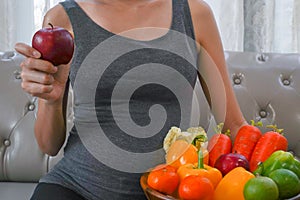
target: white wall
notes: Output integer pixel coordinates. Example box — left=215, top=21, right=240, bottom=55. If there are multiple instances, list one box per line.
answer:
left=0, top=0, right=34, bottom=51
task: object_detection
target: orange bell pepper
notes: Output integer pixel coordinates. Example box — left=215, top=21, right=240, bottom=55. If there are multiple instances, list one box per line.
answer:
left=213, top=167, right=255, bottom=200
left=177, top=150, right=222, bottom=189
left=166, top=140, right=208, bottom=169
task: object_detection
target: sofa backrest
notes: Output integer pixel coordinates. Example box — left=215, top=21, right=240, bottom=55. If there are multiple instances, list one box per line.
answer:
left=0, top=51, right=43, bottom=182
left=0, top=52, right=73, bottom=182
left=225, top=51, right=300, bottom=154
left=0, top=51, right=299, bottom=182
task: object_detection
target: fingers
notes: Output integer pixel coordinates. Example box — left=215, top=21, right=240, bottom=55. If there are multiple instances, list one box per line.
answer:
left=15, top=43, right=68, bottom=102
left=17, top=47, right=59, bottom=98
left=15, top=42, right=41, bottom=58
left=20, top=58, right=57, bottom=96
left=21, top=69, right=54, bottom=85
left=21, top=57, right=58, bottom=74
left=21, top=81, right=53, bottom=96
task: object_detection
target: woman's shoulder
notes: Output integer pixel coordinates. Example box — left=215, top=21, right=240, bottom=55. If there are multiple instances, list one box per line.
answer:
left=187, top=0, right=217, bottom=44
left=42, top=4, right=73, bottom=34
left=188, top=0, right=214, bottom=20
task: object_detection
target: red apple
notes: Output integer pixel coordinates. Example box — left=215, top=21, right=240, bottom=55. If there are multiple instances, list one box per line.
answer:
left=214, top=153, right=249, bottom=176
left=32, top=23, right=74, bottom=66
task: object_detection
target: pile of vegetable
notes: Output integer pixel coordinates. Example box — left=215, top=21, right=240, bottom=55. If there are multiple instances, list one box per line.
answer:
left=145, top=121, right=300, bottom=200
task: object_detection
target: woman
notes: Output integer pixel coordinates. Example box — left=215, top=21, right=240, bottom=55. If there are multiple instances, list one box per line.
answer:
left=15, top=0, right=247, bottom=199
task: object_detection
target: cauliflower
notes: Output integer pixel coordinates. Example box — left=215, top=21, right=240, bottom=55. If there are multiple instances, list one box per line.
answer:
left=163, top=126, right=208, bottom=153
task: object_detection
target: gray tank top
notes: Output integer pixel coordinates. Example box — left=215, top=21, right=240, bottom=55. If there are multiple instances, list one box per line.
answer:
left=40, top=0, right=199, bottom=199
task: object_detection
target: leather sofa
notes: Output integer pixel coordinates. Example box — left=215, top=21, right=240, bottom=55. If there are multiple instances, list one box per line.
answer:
left=0, top=50, right=299, bottom=200
left=0, top=51, right=74, bottom=200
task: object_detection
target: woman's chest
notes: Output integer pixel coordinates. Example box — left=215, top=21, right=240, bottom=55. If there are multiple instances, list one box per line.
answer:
left=76, top=0, right=173, bottom=40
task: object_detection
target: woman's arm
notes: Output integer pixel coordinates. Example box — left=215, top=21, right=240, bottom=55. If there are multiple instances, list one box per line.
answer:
left=189, top=0, right=247, bottom=139
left=15, top=4, right=73, bottom=156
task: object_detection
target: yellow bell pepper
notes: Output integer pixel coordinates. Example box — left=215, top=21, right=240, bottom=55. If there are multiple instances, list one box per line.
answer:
left=177, top=150, right=222, bottom=188
left=213, top=167, right=254, bottom=200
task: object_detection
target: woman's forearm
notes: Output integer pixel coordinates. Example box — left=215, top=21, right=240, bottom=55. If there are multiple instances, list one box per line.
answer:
left=34, top=99, right=66, bottom=156
left=223, top=82, right=248, bottom=139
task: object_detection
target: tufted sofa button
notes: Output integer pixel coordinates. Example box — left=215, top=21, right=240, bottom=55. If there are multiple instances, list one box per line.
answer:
left=28, top=104, right=36, bottom=111
left=3, top=139, right=11, bottom=147
left=256, top=53, right=268, bottom=62
left=259, top=110, right=267, bottom=118
left=13, top=70, right=21, bottom=80
left=234, top=77, right=241, bottom=85
left=232, top=73, right=243, bottom=85
left=282, top=79, right=291, bottom=86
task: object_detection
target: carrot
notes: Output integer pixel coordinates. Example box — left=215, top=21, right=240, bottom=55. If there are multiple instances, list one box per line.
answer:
left=232, top=120, right=263, bottom=161
left=208, top=123, right=232, bottom=167
left=249, top=125, right=288, bottom=172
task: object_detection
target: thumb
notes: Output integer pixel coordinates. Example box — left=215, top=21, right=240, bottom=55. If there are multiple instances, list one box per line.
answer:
left=15, top=42, right=41, bottom=58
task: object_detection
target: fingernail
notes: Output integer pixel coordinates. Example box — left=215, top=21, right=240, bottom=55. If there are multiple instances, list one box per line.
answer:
left=32, top=51, right=40, bottom=58
left=53, top=66, right=58, bottom=73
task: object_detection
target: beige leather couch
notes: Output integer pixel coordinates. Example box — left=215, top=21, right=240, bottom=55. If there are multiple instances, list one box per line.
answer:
left=0, top=51, right=73, bottom=200
left=0, top=51, right=299, bottom=200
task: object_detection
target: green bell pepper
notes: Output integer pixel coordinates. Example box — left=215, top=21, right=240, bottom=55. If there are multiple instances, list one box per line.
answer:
left=254, top=150, right=300, bottom=179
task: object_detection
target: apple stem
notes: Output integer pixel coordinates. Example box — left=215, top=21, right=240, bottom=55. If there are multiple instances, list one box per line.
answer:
left=48, top=23, right=54, bottom=29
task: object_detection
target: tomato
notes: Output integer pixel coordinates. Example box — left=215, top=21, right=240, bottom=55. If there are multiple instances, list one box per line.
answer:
left=249, top=126, right=288, bottom=172
left=208, top=123, right=232, bottom=167
left=178, top=175, right=214, bottom=200
left=232, top=120, right=262, bottom=161
left=147, top=164, right=180, bottom=195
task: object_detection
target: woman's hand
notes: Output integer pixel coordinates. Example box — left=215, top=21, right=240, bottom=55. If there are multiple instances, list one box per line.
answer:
left=14, top=42, right=70, bottom=105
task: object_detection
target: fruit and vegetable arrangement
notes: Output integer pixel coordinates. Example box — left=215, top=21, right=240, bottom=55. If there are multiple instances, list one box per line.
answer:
left=144, top=121, right=300, bottom=200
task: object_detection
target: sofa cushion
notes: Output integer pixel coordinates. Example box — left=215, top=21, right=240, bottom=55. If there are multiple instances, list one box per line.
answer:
left=0, top=52, right=48, bottom=182
left=0, top=182, right=36, bottom=200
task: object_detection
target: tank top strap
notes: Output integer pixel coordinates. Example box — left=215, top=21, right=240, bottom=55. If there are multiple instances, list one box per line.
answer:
left=59, top=0, right=99, bottom=40
left=172, top=0, right=196, bottom=40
